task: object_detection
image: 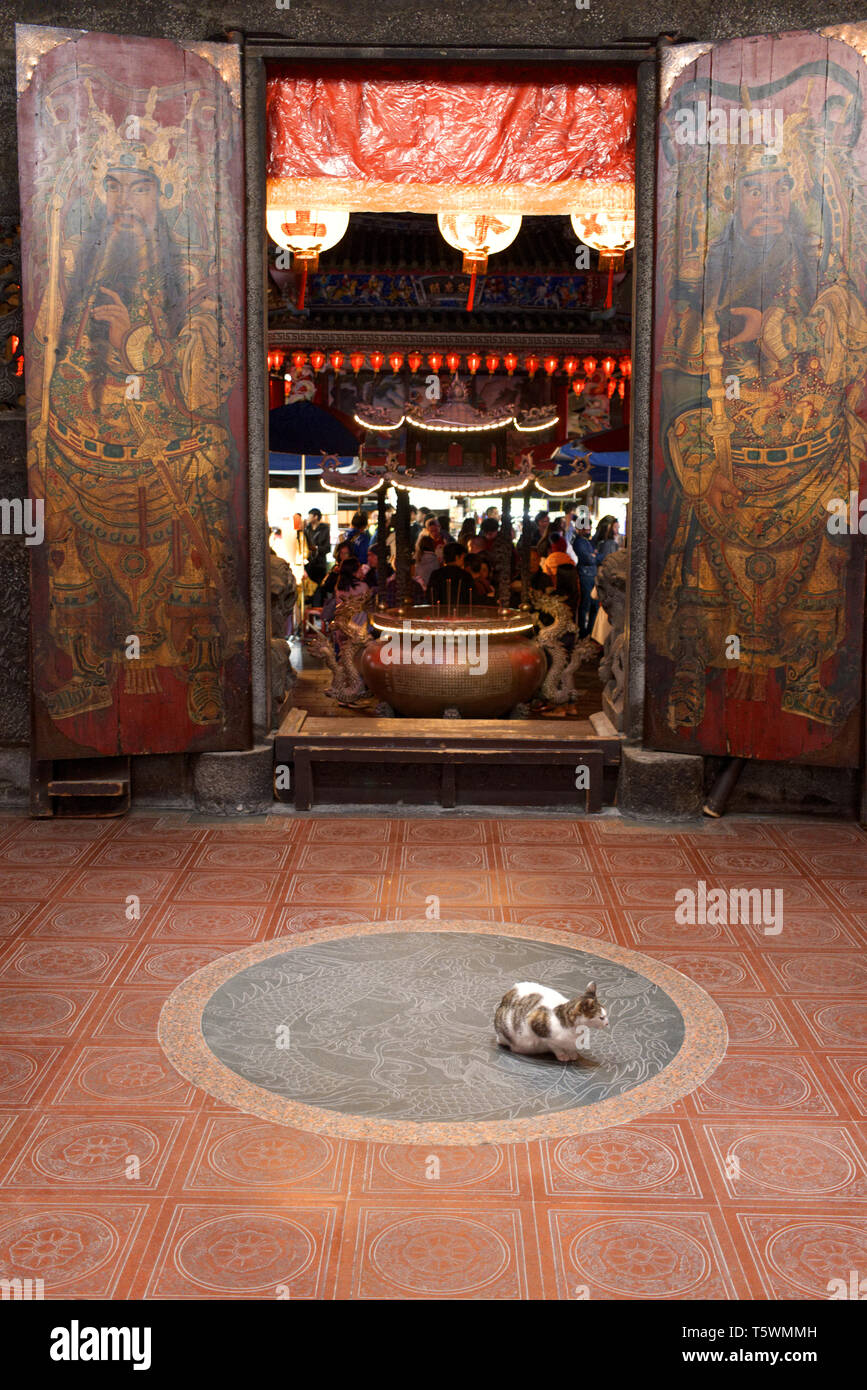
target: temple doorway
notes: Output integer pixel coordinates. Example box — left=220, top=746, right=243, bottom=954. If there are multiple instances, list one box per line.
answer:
left=260, top=60, right=638, bottom=806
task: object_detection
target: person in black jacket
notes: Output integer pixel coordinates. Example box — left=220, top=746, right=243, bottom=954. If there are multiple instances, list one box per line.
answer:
left=304, top=509, right=331, bottom=594
left=574, top=524, right=599, bottom=638
left=427, top=542, right=474, bottom=609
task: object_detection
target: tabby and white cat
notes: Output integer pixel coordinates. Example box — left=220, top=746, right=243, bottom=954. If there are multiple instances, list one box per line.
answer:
left=494, top=981, right=609, bottom=1063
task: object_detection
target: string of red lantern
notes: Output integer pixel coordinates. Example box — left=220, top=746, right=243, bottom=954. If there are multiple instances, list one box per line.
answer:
left=270, top=349, right=633, bottom=378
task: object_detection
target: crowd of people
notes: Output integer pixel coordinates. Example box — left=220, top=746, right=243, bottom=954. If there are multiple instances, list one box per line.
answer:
left=302, top=503, right=623, bottom=638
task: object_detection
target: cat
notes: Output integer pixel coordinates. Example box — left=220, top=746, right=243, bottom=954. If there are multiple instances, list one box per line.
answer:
left=494, top=980, right=609, bottom=1063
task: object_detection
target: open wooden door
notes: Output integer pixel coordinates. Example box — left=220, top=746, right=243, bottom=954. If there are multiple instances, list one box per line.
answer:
left=16, top=24, right=251, bottom=763
left=645, top=26, right=867, bottom=767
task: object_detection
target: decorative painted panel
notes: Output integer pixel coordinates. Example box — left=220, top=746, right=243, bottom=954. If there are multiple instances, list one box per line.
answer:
left=16, top=25, right=250, bottom=759
left=646, top=28, right=867, bottom=765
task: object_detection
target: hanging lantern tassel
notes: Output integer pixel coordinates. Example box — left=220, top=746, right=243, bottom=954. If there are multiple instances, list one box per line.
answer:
left=605, top=260, right=614, bottom=311
left=466, top=264, right=477, bottom=312
left=462, top=252, right=486, bottom=312
left=295, top=249, right=320, bottom=312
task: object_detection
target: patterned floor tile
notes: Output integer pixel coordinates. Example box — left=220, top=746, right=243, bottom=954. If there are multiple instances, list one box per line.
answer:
left=358, top=1143, right=524, bottom=1197
left=691, top=1055, right=838, bottom=1117
left=0, top=941, right=128, bottom=985
left=190, top=842, right=293, bottom=871
left=500, top=874, right=606, bottom=908
left=0, top=840, right=93, bottom=868
left=642, top=951, right=765, bottom=995
left=501, top=907, right=616, bottom=938
left=621, top=908, right=738, bottom=948
left=151, top=902, right=269, bottom=941
left=304, top=817, right=394, bottom=842
left=826, top=1058, right=867, bottom=1116
left=701, top=1124, right=867, bottom=1201
left=122, top=945, right=230, bottom=986
left=385, top=872, right=491, bottom=908
left=87, top=841, right=194, bottom=870
left=536, top=1124, right=704, bottom=1199
left=691, top=847, right=803, bottom=877
left=90, top=990, right=169, bottom=1041
left=0, top=902, right=45, bottom=939
left=397, top=843, right=494, bottom=871
left=59, top=868, right=175, bottom=904
left=0, top=987, right=99, bottom=1039
left=142, top=1202, right=339, bottom=1298
left=735, top=1213, right=867, bottom=1299
left=544, top=1207, right=742, bottom=1299
left=295, top=843, right=394, bottom=872
left=49, top=1047, right=199, bottom=1109
left=283, top=872, right=384, bottom=906
left=593, top=846, right=697, bottom=876
left=0, top=1201, right=149, bottom=1298
left=173, top=870, right=283, bottom=904
left=30, top=901, right=157, bottom=939
left=719, top=998, right=798, bottom=1048
left=268, top=906, right=371, bottom=936
left=0, top=1045, right=66, bottom=1105
left=180, top=1118, right=350, bottom=1193
left=342, top=1203, right=532, bottom=1299
left=497, top=820, right=585, bottom=843
left=1, top=1113, right=188, bottom=1191
left=761, top=952, right=867, bottom=994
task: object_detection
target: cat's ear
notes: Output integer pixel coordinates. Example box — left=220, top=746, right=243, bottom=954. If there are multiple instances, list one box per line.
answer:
left=585, top=981, right=597, bottom=996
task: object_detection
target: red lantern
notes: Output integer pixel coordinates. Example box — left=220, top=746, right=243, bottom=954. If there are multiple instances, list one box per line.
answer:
left=524, top=355, right=540, bottom=379
left=350, top=351, right=365, bottom=374
left=601, top=355, right=617, bottom=378
left=504, top=352, right=518, bottom=376
left=582, top=356, right=597, bottom=376
left=329, top=350, right=345, bottom=373
left=466, top=352, right=482, bottom=375
left=370, top=350, right=384, bottom=373
left=619, top=355, right=632, bottom=378
left=617, top=380, right=626, bottom=398
left=428, top=352, right=443, bottom=373
left=562, top=357, right=578, bottom=377
left=607, top=379, right=617, bottom=398
left=408, top=351, right=423, bottom=373
left=291, top=351, right=307, bottom=373
left=446, top=351, right=461, bottom=374
left=543, top=355, right=559, bottom=376
left=485, top=354, right=500, bottom=373
left=389, top=352, right=404, bottom=373
left=572, top=378, right=585, bottom=396
left=309, top=350, right=326, bottom=373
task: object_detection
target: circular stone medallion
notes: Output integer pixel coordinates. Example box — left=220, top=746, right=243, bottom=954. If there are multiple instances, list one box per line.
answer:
left=158, top=920, right=727, bottom=1145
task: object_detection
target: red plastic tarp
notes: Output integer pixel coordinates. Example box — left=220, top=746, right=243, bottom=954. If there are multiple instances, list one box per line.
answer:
left=266, top=63, right=636, bottom=214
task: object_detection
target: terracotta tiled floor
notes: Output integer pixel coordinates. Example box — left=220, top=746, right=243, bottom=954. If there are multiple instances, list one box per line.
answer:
left=0, top=809, right=865, bottom=1300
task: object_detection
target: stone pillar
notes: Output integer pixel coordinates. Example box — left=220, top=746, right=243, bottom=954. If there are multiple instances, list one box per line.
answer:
left=618, top=746, right=704, bottom=821
left=193, top=741, right=276, bottom=815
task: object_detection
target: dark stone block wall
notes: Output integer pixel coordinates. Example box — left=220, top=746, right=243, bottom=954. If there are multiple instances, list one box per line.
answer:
left=1, top=0, right=864, bottom=812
